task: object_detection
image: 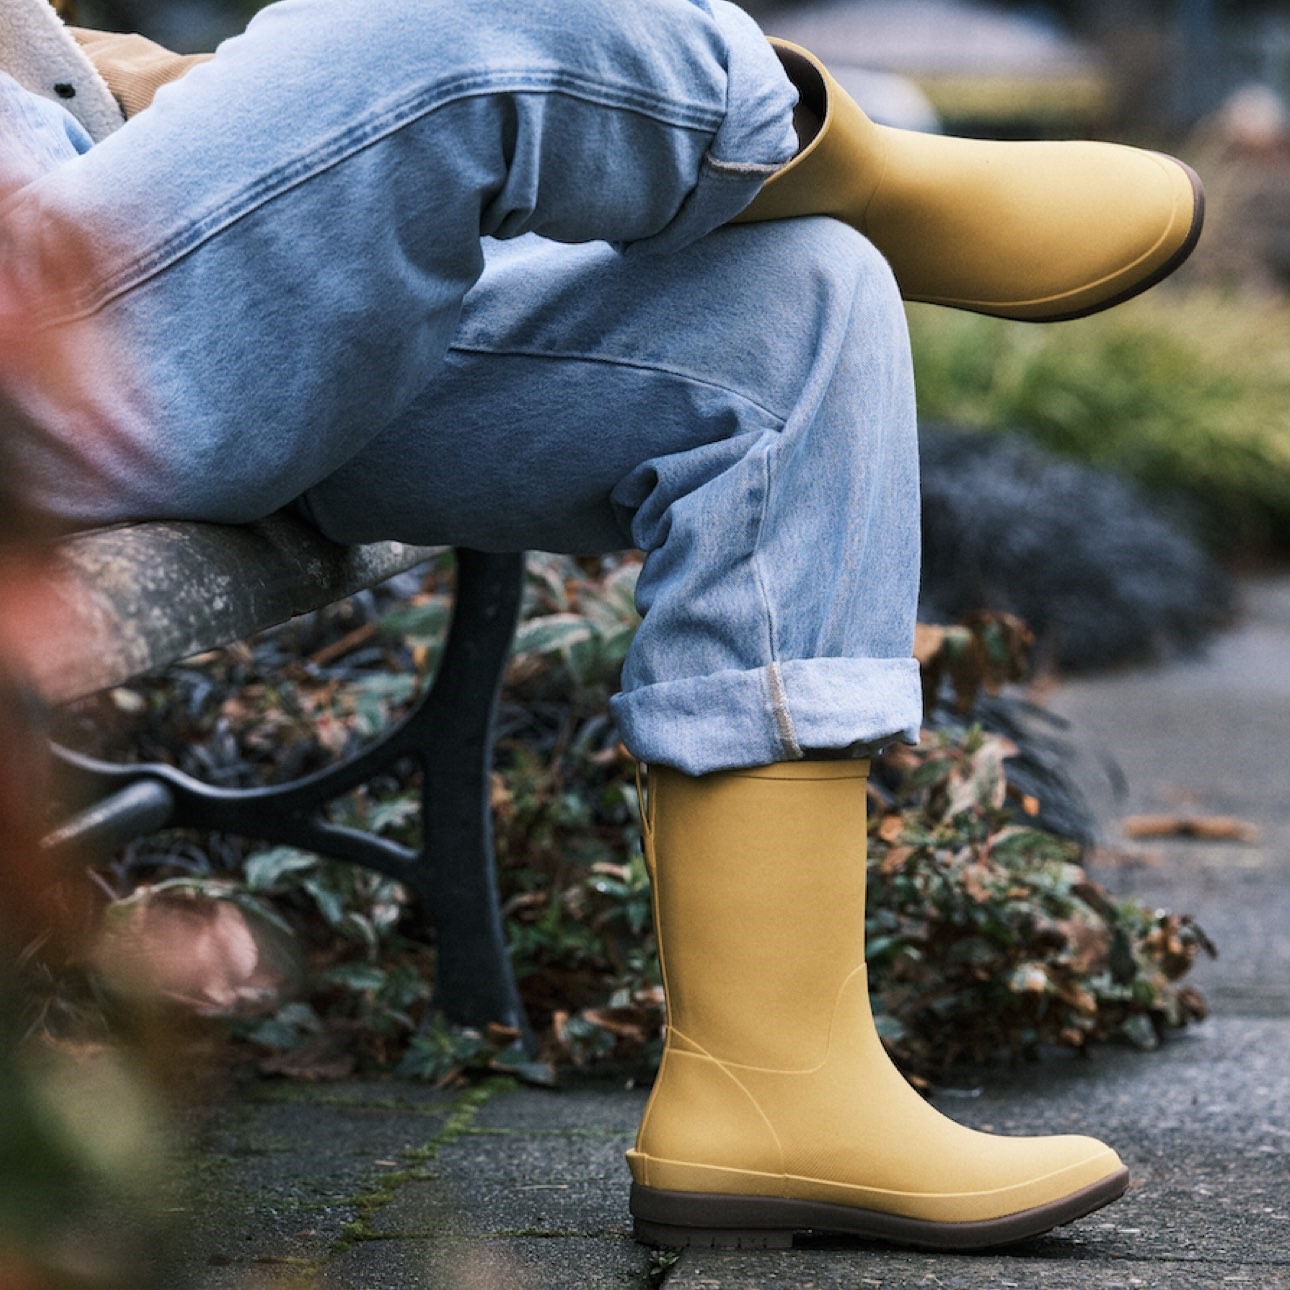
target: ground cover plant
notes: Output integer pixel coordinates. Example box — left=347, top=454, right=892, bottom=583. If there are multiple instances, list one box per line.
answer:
left=907, top=288, right=1290, bottom=556
left=36, top=551, right=1214, bottom=1091
left=918, top=423, right=1235, bottom=672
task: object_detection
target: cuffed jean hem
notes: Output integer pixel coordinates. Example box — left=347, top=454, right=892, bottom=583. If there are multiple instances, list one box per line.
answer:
left=610, top=656, right=923, bottom=775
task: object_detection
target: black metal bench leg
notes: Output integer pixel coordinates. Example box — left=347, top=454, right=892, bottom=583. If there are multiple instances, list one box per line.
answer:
left=412, top=549, right=530, bottom=1043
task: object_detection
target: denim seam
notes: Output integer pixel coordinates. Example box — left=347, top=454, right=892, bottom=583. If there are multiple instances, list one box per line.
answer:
left=749, top=438, right=801, bottom=762
left=447, top=342, right=792, bottom=425
left=766, top=662, right=803, bottom=761
left=24, top=68, right=726, bottom=328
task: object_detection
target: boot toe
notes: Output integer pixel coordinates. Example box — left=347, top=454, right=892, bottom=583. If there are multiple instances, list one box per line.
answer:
left=869, top=134, right=1204, bottom=321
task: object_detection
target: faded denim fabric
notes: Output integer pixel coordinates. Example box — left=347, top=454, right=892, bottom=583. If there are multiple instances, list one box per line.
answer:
left=0, top=0, right=922, bottom=774
left=301, top=225, right=923, bottom=773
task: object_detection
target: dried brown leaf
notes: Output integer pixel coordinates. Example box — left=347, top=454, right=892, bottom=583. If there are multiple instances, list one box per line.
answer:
left=877, top=814, right=906, bottom=844
left=96, top=893, right=292, bottom=1015
left=912, top=624, right=948, bottom=667
left=961, top=864, right=993, bottom=904
left=1122, top=814, right=1262, bottom=843
left=308, top=622, right=378, bottom=667
left=580, top=1007, right=648, bottom=1043
left=1056, top=918, right=1111, bottom=976
left=879, top=845, right=914, bottom=877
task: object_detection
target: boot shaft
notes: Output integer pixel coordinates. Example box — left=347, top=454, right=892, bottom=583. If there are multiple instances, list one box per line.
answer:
left=643, top=760, right=869, bottom=1071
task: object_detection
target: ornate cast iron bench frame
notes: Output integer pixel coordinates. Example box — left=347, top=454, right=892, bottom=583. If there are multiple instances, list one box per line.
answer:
left=31, top=515, right=532, bottom=1046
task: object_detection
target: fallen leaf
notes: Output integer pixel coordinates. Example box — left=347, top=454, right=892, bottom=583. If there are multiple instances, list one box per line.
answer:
left=912, top=624, right=947, bottom=667
left=1122, top=815, right=1261, bottom=843
left=1056, top=918, right=1111, bottom=976
left=880, top=845, right=913, bottom=877
left=877, top=814, right=906, bottom=844
left=581, top=1007, right=648, bottom=1042
left=96, top=891, right=294, bottom=1015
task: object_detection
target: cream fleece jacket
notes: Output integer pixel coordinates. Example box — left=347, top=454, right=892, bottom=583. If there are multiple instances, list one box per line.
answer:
left=0, top=0, right=209, bottom=141
left=0, top=0, right=124, bottom=139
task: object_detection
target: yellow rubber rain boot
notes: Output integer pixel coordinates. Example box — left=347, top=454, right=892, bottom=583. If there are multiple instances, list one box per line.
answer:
left=628, top=760, right=1129, bottom=1250
left=732, top=40, right=1203, bottom=322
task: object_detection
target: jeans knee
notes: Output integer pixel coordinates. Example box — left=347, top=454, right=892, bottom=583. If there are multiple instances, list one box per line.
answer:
left=713, top=218, right=908, bottom=415
left=793, top=218, right=903, bottom=334
left=740, top=219, right=917, bottom=495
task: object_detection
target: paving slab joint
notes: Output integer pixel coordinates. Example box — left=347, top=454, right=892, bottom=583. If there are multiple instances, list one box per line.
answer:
left=310, top=1076, right=515, bottom=1273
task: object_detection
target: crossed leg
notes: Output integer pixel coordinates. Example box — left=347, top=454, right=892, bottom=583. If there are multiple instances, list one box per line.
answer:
left=298, top=223, right=923, bottom=773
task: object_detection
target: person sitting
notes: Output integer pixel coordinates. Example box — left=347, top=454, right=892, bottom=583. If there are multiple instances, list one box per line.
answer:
left=0, top=0, right=1201, bottom=1250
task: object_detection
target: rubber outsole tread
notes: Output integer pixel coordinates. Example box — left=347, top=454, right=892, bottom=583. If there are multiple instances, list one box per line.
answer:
left=631, top=1165, right=1131, bottom=1251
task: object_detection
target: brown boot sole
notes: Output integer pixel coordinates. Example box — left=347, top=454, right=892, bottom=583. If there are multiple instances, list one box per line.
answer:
left=630, top=1165, right=1130, bottom=1251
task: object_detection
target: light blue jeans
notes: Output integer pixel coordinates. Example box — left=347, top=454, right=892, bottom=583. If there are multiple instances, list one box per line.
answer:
left=0, top=0, right=922, bottom=774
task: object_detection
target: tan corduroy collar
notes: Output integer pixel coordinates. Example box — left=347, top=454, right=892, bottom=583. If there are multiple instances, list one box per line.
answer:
left=69, top=28, right=213, bottom=120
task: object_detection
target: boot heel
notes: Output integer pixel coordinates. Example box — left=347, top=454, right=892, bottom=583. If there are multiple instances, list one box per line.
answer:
left=632, top=1217, right=793, bottom=1250
left=630, top=1183, right=801, bottom=1249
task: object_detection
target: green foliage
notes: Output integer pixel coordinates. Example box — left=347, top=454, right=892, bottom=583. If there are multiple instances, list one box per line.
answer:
left=866, top=728, right=1212, bottom=1075
left=509, top=554, right=642, bottom=695
left=396, top=1019, right=551, bottom=1088
left=906, top=289, right=1290, bottom=554
left=35, top=552, right=1213, bottom=1090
